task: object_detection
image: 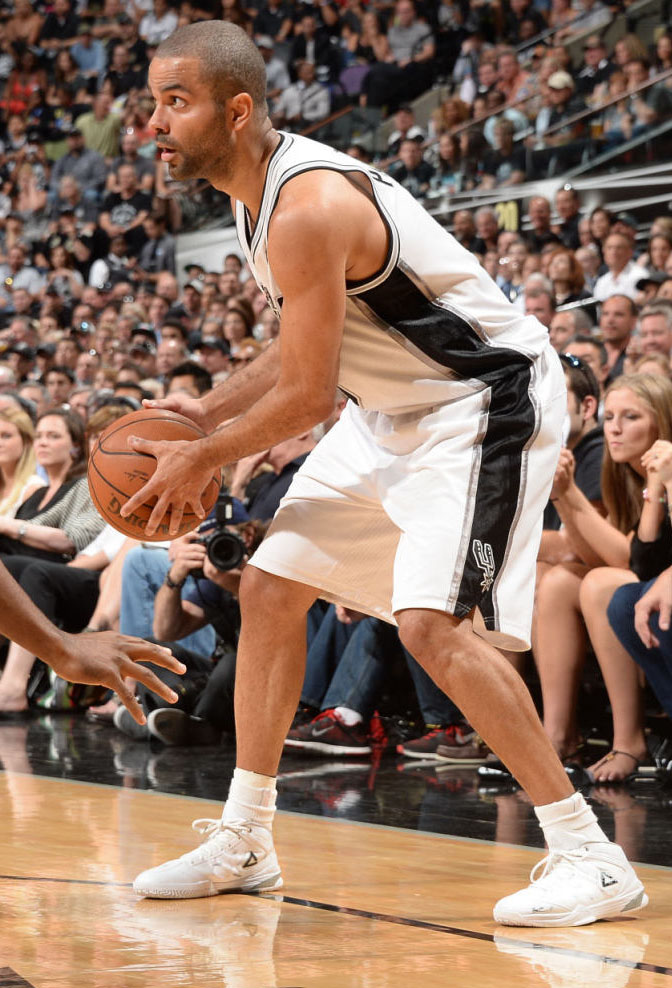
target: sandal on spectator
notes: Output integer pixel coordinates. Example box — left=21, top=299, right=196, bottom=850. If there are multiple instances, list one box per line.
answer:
left=585, top=749, right=642, bottom=785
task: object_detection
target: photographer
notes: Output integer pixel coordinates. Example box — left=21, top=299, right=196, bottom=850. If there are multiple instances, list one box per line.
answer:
left=114, top=497, right=266, bottom=746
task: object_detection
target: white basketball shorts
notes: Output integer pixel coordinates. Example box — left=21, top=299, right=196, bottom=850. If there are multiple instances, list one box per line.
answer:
left=250, top=347, right=566, bottom=650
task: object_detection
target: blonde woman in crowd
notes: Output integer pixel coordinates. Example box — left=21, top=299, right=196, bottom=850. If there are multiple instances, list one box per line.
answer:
left=534, top=374, right=672, bottom=770
left=0, top=408, right=42, bottom=519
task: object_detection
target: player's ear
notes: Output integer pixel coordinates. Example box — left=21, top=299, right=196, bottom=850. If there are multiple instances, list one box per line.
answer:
left=229, top=92, right=254, bottom=131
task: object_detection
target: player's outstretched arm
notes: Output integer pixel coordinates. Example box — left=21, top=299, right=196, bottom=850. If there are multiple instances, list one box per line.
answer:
left=0, top=561, right=186, bottom=724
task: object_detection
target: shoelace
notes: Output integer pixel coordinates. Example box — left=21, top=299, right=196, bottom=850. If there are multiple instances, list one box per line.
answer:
left=191, top=818, right=252, bottom=841
left=529, top=846, right=589, bottom=885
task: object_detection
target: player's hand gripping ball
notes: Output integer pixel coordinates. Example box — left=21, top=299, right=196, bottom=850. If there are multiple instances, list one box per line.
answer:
left=88, top=408, right=220, bottom=540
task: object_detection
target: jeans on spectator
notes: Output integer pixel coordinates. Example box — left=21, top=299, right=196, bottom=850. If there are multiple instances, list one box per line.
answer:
left=608, top=581, right=672, bottom=719
left=320, top=616, right=461, bottom=725
left=301, top=603, right=359, bottom=709
left=120, top=545, right=215, bottom=657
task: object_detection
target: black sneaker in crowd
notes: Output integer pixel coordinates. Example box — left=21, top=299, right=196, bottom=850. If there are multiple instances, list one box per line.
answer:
left=147, top=708, right=221, bottom=746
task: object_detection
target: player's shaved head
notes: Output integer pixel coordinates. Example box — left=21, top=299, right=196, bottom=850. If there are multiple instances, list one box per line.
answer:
left=156, top=21, right=267, bottom=114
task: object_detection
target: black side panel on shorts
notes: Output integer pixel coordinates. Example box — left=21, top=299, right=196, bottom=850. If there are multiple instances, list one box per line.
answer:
left=358, top=266, right=538, bottom=629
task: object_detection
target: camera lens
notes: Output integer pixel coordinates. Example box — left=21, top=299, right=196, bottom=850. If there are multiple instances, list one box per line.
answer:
left=206, top=530, right=245, bottom=571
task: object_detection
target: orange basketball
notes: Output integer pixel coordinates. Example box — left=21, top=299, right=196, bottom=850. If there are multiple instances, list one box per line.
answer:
left=88, top=408, right=220, bottom=541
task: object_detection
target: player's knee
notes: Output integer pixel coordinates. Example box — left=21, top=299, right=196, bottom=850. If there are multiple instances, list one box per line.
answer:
left=238, top=565, right=316, bottom=621
left=397, top=609, right=465, bottom=665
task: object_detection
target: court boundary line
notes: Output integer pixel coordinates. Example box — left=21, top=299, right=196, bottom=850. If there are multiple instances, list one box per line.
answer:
left=2, top=769, right=672, bottom=873
left=0, top=872, right=667, bottom=976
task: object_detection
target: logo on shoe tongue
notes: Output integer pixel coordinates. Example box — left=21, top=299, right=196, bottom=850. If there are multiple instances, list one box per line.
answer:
left=243, top=851, right=258, bottom=868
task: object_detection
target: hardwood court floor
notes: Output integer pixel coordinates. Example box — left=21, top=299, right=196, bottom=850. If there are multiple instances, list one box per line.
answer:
left=0, top=765, right=671, bottom=988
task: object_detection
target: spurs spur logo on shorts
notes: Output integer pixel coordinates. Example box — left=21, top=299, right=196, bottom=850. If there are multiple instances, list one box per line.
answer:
left=472, top=540, right=495, bottom=593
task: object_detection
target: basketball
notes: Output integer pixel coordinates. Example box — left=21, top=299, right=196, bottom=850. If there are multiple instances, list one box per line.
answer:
left=88, top=408, right=220, bottom=541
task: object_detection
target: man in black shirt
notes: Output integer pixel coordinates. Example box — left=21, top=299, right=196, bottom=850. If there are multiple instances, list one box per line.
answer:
left=480, top=119, right=527, bottom=189
left=99, top=164, right=152, bottom=256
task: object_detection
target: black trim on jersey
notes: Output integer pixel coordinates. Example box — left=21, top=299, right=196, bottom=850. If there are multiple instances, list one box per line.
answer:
left=245, top=133, right=289, bottom=254
left=359, top=266, right=537, bottom=630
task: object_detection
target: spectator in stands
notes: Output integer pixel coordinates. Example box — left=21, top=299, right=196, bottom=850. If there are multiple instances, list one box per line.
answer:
left=547, top=246, right=591, bottom=308
left=106, top=130, right=155, bottom=196
left=479, top=118, right=526, bottom=189
left=39, top=0, right=79, bottom=61
left=6, top=0, right=44, bottom=50
left=496, top=237, right=527, bottom=303
left=624, top=57, right=672, bottom=137
left=549, top=311, right=579, bottom=353
left=271, top=60, right=330, bottom=131
left=451, top=209, right=477, bottom=251
left=255, top=36, right=290, bottom=117
left=575, top=243, right=602, bottom=292
left=139, top=0, right=179, bottom=46
left=553, top=185, right=582, bottom=250
left=362, top=0, right=435, bottom=110
left=0, top=243, right=44, bottom=312
left=254, top=0, right=293, bottom=50
left=429, top=96, right=470, bottom=140
left=635, top=269, right=667, bottom=305
left=165, top=360, right=212, bottom=398
left=587, top=206, right=612, bottom=257
left=536, top=373, right=670, bottom=765
left=594, top=231, right=641, bottom=301
left=387, top=104, right=425, bottom=157
left=388, top=139, right=434, bottom=199
left=457, top=127, right=489, bottom=190
left=524, top=196, right=559, bottom=254
left=540, top=72, right=586, bottom=154
left=48, top=125, right=108, bottom=208
left=99, top=164, right=151, bottom=257
left=646, top=233, right=672, bottom=274
left=600, top=293, right=638, bottom=385
left=524, top=284, right=555, bottom=329
left=0, top=407, right=41, bottom=518
left=575, top=34, right=614, bottom=100
left=426, top=133, right=461, bottom=193
left=197, top=338, right=231, bottom=379
left=638, top=302, right=672, bottom=358
left=75, top=93, right=121, bottom=160
left=290, top=12, right=338, bottom=83
left=578, top=379, right=672, bottom=781
left=568, top=333, right=609, bottom=395
left=472, top=206, right=499, bottom=255
left=105, top=42, right=147, bottom=97
left=135, top=214, right=176, bottom=284
left=562, top=0, right=610, bottom=39
left=70, top=22, right=107, bottom=82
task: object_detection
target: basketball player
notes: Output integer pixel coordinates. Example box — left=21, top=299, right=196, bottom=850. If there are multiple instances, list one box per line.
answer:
left=126, top=22, right=647, bottom=925
left=0, top=561, right=185, bottom=723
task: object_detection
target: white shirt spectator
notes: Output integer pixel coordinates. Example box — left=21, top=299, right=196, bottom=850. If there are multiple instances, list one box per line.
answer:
left=139, top=6, right=178, bottom=45
left=274, top=78, right=330, bottom=125
left=593, top=260, right=642, bottom=301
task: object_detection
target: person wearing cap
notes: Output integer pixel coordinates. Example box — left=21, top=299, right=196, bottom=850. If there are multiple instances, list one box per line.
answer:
left=105, top=42, right=147, bottom=98
left=0, top=244, right=45, bottom=313
left=575, top=35, right=614, bottom=99
left=197, top=336, right=232, bottom=378
left=6, top=343, right=36, bottom=384
left=184, top=262, right=205, bottom=280
left=543, top=72, right=586, bottom=150
left=70, top=21, right=108, bottom=80
left=128, top=339, right=158, bottom=377
left=256, top=36, right=290, bottom=116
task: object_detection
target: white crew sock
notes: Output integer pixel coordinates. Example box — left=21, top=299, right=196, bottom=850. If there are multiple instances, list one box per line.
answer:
left=222, top=767, right=277, bottom=829
left=334, top=705, right=363, bottom=727
left=535, top=792, right=609, bottom=851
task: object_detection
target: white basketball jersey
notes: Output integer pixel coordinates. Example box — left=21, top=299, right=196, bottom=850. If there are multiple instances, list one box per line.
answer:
left=234, top=132, right=550, bottom=414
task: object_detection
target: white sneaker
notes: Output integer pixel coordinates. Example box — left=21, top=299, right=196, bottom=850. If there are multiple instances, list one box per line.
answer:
left=133, top=818, right=283, bottom=899
left=493, top=841, right=648, bottom=927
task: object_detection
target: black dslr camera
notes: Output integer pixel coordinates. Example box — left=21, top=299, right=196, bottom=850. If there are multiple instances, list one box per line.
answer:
left=195, top=492, right=246, bottom=575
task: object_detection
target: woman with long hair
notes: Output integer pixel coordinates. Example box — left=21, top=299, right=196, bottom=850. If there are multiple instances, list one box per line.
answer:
left=0, top=408, right=42, bottom=518
left=534, top=374, right=672, bottom=775
left=547, top=246, right=591, bottom=306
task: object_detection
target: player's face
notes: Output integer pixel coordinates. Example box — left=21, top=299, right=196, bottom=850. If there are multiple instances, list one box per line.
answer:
left=148, top=56, right=234, bottom=186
